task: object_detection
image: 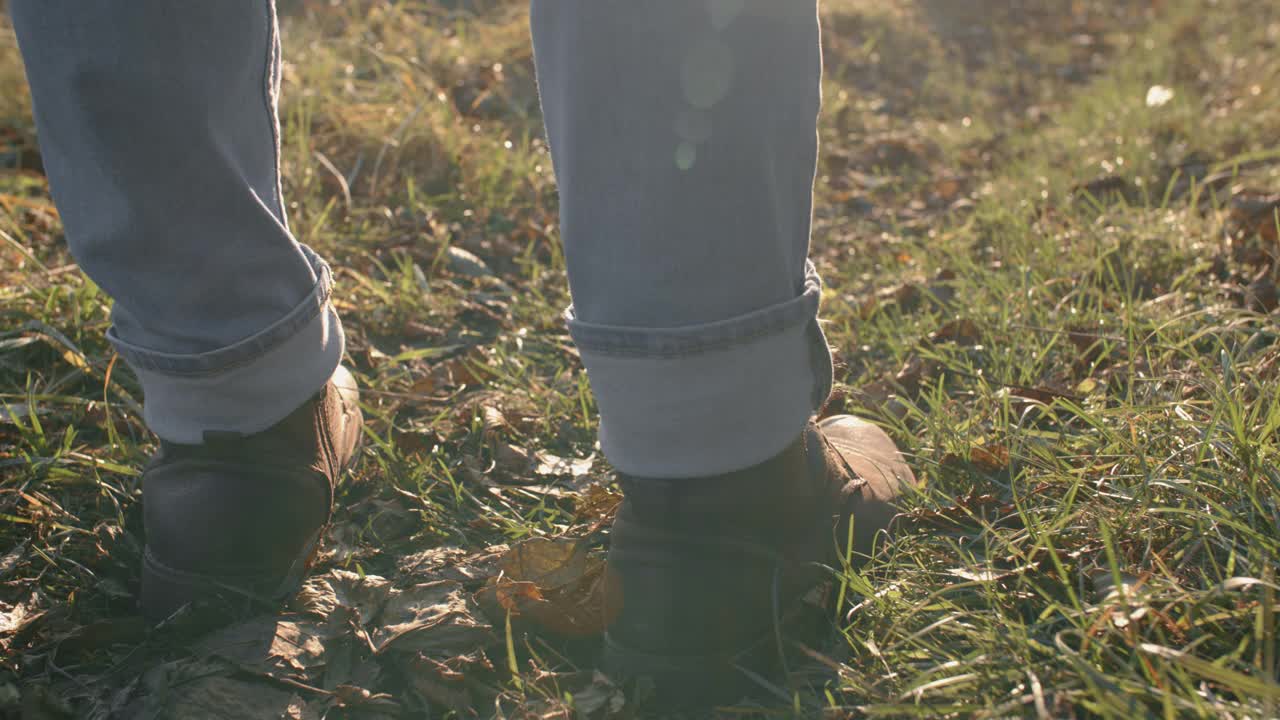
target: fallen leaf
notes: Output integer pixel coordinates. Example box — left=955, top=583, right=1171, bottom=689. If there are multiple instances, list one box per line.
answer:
left=397, top=544, right=508, bottom=588
left=947, top=567, right=1017, bottom=583
left=0, top=598, right=40, bottom=638
left=1243, top=273, right=1278, bottom=313
left=494, top=580, right=544, bottom=612
left=318, top=633, right=383, bottom=697
left=970, top=444, right=1010, bottom=472
left=316, top=522, right=373, bottom=567
left=929, top=318, right=981, bottom=345
left=509, top=670, right=626, bottom=718
left=404, top=652, right=492, bottom=714
left=481, top=404, right=510, bottom=439
left=373, top=580, right=496, bottom=656
left=1229, top=189, right=1280, bottom=242
left=934, top=175, right=964, bottom=201
left=294, top=570, right=392, bottom=623
left=854, top=283, right=912, bottom=319
left=132, top=660, right=320, bottom=720
left=332, top=684, right=399, bottom=713
left=52, top=617, right=146, bottom=663
left=391, top=424, right=443, bottom=456
left=894, top=354, right=938, bottom=393
left=490, top=441, right=595, bottom=485
left=532, top=451, right=595, bottom=479
left=500, top=538, right=587, bottom=590
left=1090, top=569, right=1146, bottom=605
left=475, top=538, right=619, bottom=637
left=861, top=135, right=929, bottom=170
left=436, top=349, right=489, bottom=388
left=574, top=484, right=623, bottom=528
left=195, top=617, right=329, bottom=674
left=362, top=497, right=420, bottom=543
left=493, top=440, right=533, bottom=475
left=446, top=246, right=494, bottom=278
left=567, top=672, right=627, bottom=716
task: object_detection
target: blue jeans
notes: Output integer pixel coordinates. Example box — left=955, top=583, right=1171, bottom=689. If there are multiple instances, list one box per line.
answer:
left=11, top=0, right=831, bottom=479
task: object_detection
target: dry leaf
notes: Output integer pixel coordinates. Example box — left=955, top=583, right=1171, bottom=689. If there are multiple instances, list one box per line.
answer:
left=373, top=580, right=496, bottom=656
left=405, top=652, right=492, bottom=713
left=1229, top=189, right=1280, bottom=242
left=332, top=684, right=399, bottom=713
left=195, top=617, right=329, bottom=674
left=134, top=663, right=319, bottom=720
left=532, top=451, right=595, bottom=479
left=481, top=404, right=509, bottom=439
left=1243, top=273, right=1279, bottom=313
left=475, top=538, right=619, bottom=637
left=294, top=570, right=392, bottom=623
left=495, top=580, right=544, bottom=612
left=493, top=441, right=533, bottom=473
left=970, top=444, right=1010, bottom=472
left=855, top=282, right=922, bottom=319
left=446, top=246, right=494, bottom=278
left=397, top=544, right=508, bottom=587
left=934, top=175, right=963, bottom=201
left=0, top=599, right=36, bottom=636
left=574, top=484, right=623, bottom=527
left=947, top=567, right=1017, bottom=583
left=930, top=318, right=981, bottom=345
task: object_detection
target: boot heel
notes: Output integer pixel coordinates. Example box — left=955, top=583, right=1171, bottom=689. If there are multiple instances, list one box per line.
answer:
left=140, top=528, right=321, bottom=622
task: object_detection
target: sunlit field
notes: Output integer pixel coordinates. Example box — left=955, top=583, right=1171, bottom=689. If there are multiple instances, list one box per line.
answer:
left=2, top=1, right=1279, bottom=717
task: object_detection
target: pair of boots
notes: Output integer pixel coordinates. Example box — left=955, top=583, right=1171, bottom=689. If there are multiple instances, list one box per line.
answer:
left=141, top=368, right=914, bottom=703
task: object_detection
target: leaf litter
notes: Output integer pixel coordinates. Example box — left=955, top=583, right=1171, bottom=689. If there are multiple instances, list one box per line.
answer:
left=6, top=0, right=1280, bottom=717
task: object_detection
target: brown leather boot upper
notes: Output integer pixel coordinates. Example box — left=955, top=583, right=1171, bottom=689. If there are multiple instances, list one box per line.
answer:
left=602, top=415, right=916, bottom=698
left=140, top=366, right=362, bottom=622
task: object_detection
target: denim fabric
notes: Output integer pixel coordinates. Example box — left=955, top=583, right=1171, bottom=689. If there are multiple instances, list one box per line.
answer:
left=532, top=0, right=832, bottom=476
left=13, top=0, right=831, bottom=475
left=11, top=0, right=343, bottom=443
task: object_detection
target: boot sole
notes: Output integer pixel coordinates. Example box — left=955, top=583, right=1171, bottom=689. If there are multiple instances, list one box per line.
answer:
left=140, top=526, right=324, bottom=622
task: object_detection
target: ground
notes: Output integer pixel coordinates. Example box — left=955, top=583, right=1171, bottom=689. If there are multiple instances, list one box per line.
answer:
left=1, top=0, right=1279, bottom=717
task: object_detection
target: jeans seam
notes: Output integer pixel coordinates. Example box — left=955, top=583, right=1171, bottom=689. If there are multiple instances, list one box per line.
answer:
left=264, top=0, right=286, bottom=227
left=567, top=263, right=823, bottom=359
left=569, top=309, right=812, bottom=359
left=109, top=256, right=334, bottom=377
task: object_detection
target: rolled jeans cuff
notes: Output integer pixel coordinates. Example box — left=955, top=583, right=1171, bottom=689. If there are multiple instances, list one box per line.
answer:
left=107, top=248, right=344, bottom=445
left=567, top=261, right=834, bottom=479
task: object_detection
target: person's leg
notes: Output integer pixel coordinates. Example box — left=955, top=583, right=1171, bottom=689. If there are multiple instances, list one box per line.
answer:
left=531, top=1, right=917, bottom=704
left=10, top=0, right=342, bottom=443
left=530, top=0, right=832, bottom=480
left=10, top=0, right=361, bottom=622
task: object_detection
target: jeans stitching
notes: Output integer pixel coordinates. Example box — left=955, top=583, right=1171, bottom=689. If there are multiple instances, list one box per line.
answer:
left=568, top=303, right=814, bottom=358
left=264, top=0, right=286, bottom=226
left=567, top=264, right=823, bottom=358
left=109, top=254, right=334, bottom=376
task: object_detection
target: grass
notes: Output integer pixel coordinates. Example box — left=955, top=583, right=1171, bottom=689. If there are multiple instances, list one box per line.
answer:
left=2, top=0, right=1279, bottom=717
